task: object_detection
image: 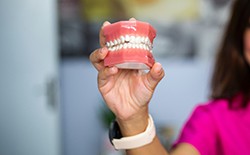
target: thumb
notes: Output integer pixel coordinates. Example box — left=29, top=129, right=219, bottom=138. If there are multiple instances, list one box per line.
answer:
left=146, top=62, right=165, bottom=90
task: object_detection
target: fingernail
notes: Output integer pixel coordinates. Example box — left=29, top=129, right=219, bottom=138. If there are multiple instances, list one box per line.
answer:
left=102, top=21, right=110, bottom=27
left=155, top=63, right=162, bottom=73
left=100, top=47, right=105, bottom=52
left=110, top=66, right=117, bottom=74
left=129, top=17, right=136, bottom=21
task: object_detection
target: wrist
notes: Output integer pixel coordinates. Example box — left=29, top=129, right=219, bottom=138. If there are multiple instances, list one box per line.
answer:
left=109, top=114, right=156, bottom=150
left=116, top=108, right=149, bottom=137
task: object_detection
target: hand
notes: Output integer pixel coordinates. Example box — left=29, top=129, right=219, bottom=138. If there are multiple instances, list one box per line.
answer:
left=89, top=20, right=165, bottom=124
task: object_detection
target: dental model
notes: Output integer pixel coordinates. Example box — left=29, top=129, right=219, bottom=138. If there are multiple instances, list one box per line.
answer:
left=103, top=20, right=156, bottom=70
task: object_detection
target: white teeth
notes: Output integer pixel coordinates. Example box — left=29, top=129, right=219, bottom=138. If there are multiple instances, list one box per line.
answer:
left=123, top=43, right=128, bottom=49
left=145, top=38, right=151, bottom=46
left=110, top=41, right=114, bottom=47
left=128, top=43, right=132, bottom=48
left=119, top=44, right=123, bottom=50
left=120, top=36, right=125, bottom=43
left=117, top=38, right=121, bottom=44
left=135, top=36, right=141, bottom=44
left=125, top=35, right=130, bottom=42
left=130, top=36, right=136, bottom=43
left=132, top=44, right=136, bottom=48
left=105, top=35, right=153, bottom=52
left=141, top=37, right=145, bottom=43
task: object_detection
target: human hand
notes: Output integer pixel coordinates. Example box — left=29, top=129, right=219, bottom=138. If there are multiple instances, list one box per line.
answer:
left=89, top=19, right=165, bottom=126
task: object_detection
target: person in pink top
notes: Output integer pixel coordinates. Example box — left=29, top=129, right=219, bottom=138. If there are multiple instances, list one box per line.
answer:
left=89, top=0, right=250, bottom=154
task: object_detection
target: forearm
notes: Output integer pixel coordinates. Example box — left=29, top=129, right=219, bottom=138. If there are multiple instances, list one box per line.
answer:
left=126, top=136, right=169, bottom=155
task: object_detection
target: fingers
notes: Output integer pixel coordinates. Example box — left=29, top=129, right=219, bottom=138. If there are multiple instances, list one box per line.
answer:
left=89, top=47, right=109, bottom=71
left=99, top=21, right=111, bottom=47
left=91, top=21, right=110, bottom=71
left=129, top=17, right=137, bottom=21
left=98, top=66, right=118, bottom=88
left=146, top=62, right=165, bottom=90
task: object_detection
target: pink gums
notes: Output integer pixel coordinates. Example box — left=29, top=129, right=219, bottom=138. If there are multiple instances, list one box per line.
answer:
left=104, top=49, right=155, bottom=68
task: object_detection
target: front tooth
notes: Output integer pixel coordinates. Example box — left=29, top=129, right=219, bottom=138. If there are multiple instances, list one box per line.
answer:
left=135, top=44, right=139, bottom=48
left=135, top=36, right=141, bottom=44
left=124, top=43, right=128, bottom=49
left=143, top=44, right=147, bottom=50
left=132, top=44, right=136, bottom=48
left=125, top=35, right=130, bottom=42
left=139, top=44, right=143, bottom=49
left=130, top=36, right=135, bottom=43
left=128, top=43, right=132, bottom=48
left=120, top=36, right=125, bottom=43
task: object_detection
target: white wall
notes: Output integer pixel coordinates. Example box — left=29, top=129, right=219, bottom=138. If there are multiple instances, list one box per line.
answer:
left=60, top=57, right=213, bottom=154
left=0, top=1, right=60, bottom=155
left=60, top=58, right=104, bottom=155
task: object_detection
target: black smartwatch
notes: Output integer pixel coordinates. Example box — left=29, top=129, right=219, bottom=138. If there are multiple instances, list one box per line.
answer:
left=109, top=120, right=122, bottom=146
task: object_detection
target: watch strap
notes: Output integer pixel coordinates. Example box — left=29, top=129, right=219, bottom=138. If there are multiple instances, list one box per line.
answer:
left=110, top=115, right=156, bottom=150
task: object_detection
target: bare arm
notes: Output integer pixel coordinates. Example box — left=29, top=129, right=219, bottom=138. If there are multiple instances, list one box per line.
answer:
left=89, top=20, right=200, bottom=155
left=116, top=110, right=199, bottom=155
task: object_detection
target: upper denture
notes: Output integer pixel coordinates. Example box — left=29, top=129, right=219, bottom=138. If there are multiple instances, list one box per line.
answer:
left=103, top=20, right=156, bottom=52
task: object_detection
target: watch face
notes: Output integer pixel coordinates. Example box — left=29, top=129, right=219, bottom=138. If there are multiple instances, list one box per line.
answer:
left=109, top=120, right=123, bottom=144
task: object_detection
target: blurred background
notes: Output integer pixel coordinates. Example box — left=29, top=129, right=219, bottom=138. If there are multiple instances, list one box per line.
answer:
left=0, top=0, right=232, bottom=155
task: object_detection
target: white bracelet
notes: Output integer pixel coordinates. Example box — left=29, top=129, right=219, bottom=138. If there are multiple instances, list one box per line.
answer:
left=111, top=115, right=156, bottom=150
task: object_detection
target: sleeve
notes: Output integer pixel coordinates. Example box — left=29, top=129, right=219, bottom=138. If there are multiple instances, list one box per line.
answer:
left=172, top=105, right=217, bottom=155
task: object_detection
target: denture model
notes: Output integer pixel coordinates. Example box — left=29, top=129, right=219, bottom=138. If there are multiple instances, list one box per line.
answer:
left=103, top=20, right=156, bottom=70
